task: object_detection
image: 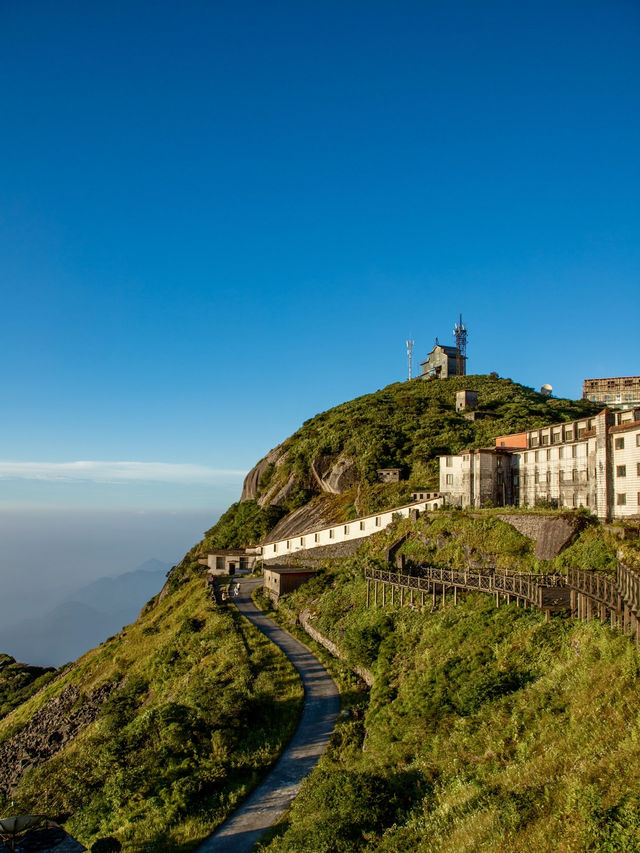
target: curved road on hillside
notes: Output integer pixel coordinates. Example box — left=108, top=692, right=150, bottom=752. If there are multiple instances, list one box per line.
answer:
left=196, top=578, right=340, bottom=853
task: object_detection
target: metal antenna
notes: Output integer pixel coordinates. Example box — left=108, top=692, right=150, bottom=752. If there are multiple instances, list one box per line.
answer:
left=453, top=313, right=467, bottom=376
left=406, top=337, right=415, bottom=380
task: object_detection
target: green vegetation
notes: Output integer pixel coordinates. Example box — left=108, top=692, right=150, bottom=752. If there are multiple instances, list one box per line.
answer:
left=199, top=375, right=598, bottom=550
left=0, top=654, right=57, bottom=719
left=1, top=566, right=303, bottom=852
left=257, top=540, right=640, bottom=853
left=257, top=374, right=597, bottom=505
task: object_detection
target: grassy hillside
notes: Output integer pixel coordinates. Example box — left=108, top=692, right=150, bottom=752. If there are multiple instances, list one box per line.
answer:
left=200, top=375, right=598, bottom=551
left=255, top=517, right=640, bottom=853
left=0, top=654, right=56, bottom=719
left=0, top=565, right=302, bottom=852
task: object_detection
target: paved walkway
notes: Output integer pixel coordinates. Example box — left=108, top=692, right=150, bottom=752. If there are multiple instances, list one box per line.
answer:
left=196, top=578, right=340, bottom=853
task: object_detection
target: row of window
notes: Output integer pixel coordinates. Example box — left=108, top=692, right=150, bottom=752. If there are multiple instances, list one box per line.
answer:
left=273, top=514, right=389, bottom=552
left=522, top=470, right=585, bottom=485
left=529, top=425, right=587, bottom=447
left=523, top=446, right=582, bottom=463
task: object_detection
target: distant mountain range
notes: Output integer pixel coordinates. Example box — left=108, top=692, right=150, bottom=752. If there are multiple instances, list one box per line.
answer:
left=0, top=559, right=171, bottom=667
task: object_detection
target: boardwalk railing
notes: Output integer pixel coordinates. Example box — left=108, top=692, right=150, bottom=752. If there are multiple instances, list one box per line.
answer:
left=366, top=562, right=640, bottom=643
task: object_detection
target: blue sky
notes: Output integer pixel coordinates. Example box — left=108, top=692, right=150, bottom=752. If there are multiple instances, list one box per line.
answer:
left=1, top=0, right=639, bottom=513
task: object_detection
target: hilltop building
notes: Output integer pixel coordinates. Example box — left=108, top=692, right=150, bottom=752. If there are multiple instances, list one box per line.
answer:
left=420, top=341, right=465, bottom=379
left=583, top=376, right=640, bottom=410
left=439, top=407, right=640, bottom=520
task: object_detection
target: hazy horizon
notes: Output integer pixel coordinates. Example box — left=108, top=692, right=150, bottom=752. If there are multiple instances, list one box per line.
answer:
left=0, top=507, right=218, bottom=639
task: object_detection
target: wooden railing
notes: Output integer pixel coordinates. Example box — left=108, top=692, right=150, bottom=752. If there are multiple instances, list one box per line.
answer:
left=366, top=562, right=640, bottom=643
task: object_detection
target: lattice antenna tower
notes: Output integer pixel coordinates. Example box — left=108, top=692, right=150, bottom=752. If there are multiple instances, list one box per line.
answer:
left=406, top=337, right=415, bottom=380
left=453, top=313, right=467, bottom=376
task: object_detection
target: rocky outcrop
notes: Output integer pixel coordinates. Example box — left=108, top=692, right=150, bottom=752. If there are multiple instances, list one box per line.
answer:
left=263, top=497, right=336, bottom=542
left=497, top=514, right=582, bottom=561
left=311, top=454, right=359, bottom=495
left=0, top=681, right=120, bottom=797
left=241, top=444, right=287, bottom=502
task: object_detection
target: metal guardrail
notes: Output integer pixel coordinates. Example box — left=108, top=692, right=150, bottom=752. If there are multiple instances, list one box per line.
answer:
left=366, top=562, right=640, bottom=641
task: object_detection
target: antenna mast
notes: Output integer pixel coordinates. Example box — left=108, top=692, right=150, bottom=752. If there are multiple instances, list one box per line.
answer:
left=453, top=313, right=467, bottom=376
left=406, top=337, right=415, bottom=380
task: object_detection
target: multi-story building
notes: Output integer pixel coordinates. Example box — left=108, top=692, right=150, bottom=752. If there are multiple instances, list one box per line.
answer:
left=583, top=376, right=640, bottom=410
left=440, top=408, right=640, bottom=520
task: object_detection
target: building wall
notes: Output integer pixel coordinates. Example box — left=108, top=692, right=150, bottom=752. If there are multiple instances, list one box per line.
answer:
left=263, top=498, right=442, bottom=559
left=440, top=411, right=640, bottom=520
left=611, top=425, right=640, bottom=518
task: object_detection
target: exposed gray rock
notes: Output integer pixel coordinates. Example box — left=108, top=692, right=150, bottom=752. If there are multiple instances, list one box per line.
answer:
left=311, top=454, right=359, bottom=494
left=241, top=444, right=287, bottom=502
left=0, top=681, right=120, bottom=797
left=497, top=514, right=581, bottom=561
left=262, top=499, right=336, bottom=543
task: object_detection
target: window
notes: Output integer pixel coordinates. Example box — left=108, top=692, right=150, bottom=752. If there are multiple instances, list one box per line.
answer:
left=545, top=471, right=551, bottom=483
left=559, top=471, right=564, bottom=482
left=530, top=436, right=539, bottom=447
left=552, top=431, right=561, bottom=444
left=446, top=474, right=453, bottom=485
left=329, top=529, right=335, bottom=539
left=314, top=533, right=319, bottom=543
left=524, top=452, right=529, bottom=463
left=572, top=469, right=578, bottom=482
left=273, top=544, right=277, bottom=553
left=375, top=516, right=381, bottom=527
left=565, top=430, right=573, bottom=441
left=535, top=471, right=539, bottom=484
left=636, top=434, right=640, bottom=447
left=637, top=463, right=640, bottom=477
left=572, top=494, right=578, bottom=507
left=446, top=457, right=453, bottom=467
left=360, top=521, right=365, bottom=530
left=617, top=465, right=627, bottom=478
left=344, top=525, right=349, bottom=534
left=559, top=447, right=564, bottom=459
left=578, top=429, right=585, bottom=439
left=286, top=540, right=291, bottom=549
left=542, top=434, right=549, bottom=445
left=300, top=537, right=305, bottom=546
left=615, top=437, right=625, bottom=450
left=546, top=449, right=551, bottom=461
left=535, top=450, right=541, bottom=462
left=617, top=493, right=627, bottom=506
left=572, top=445, right=578, bottom=459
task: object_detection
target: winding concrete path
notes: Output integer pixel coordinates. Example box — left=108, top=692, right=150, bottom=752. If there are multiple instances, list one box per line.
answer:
left=196, top=578, right=340, bottom=853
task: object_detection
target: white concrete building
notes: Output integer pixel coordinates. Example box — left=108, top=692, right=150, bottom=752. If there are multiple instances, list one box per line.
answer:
left=262, top=496, right=443, bottom=559
left=440, top=408, right=640, bottom=520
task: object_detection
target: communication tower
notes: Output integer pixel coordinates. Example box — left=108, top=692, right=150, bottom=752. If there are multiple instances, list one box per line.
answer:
left=406, top=337, right=415, bottom=380
left=453, top=313, right=467, bottom=376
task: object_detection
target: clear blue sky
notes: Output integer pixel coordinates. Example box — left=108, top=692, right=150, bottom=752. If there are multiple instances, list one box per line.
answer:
left=1, top=0, right=639, bottom=512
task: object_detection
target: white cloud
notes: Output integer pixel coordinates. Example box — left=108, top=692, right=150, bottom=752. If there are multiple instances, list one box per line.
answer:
left=0, top=461, right=247, bottom=485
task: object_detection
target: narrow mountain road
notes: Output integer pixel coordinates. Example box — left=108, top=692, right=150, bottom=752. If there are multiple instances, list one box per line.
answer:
left=196, top=578, right=340, bottom=853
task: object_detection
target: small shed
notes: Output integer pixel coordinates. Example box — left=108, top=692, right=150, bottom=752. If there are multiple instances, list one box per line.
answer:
left=263, top=566, right=317, bottom=602
left=377, top=468, right=403, bottom=483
